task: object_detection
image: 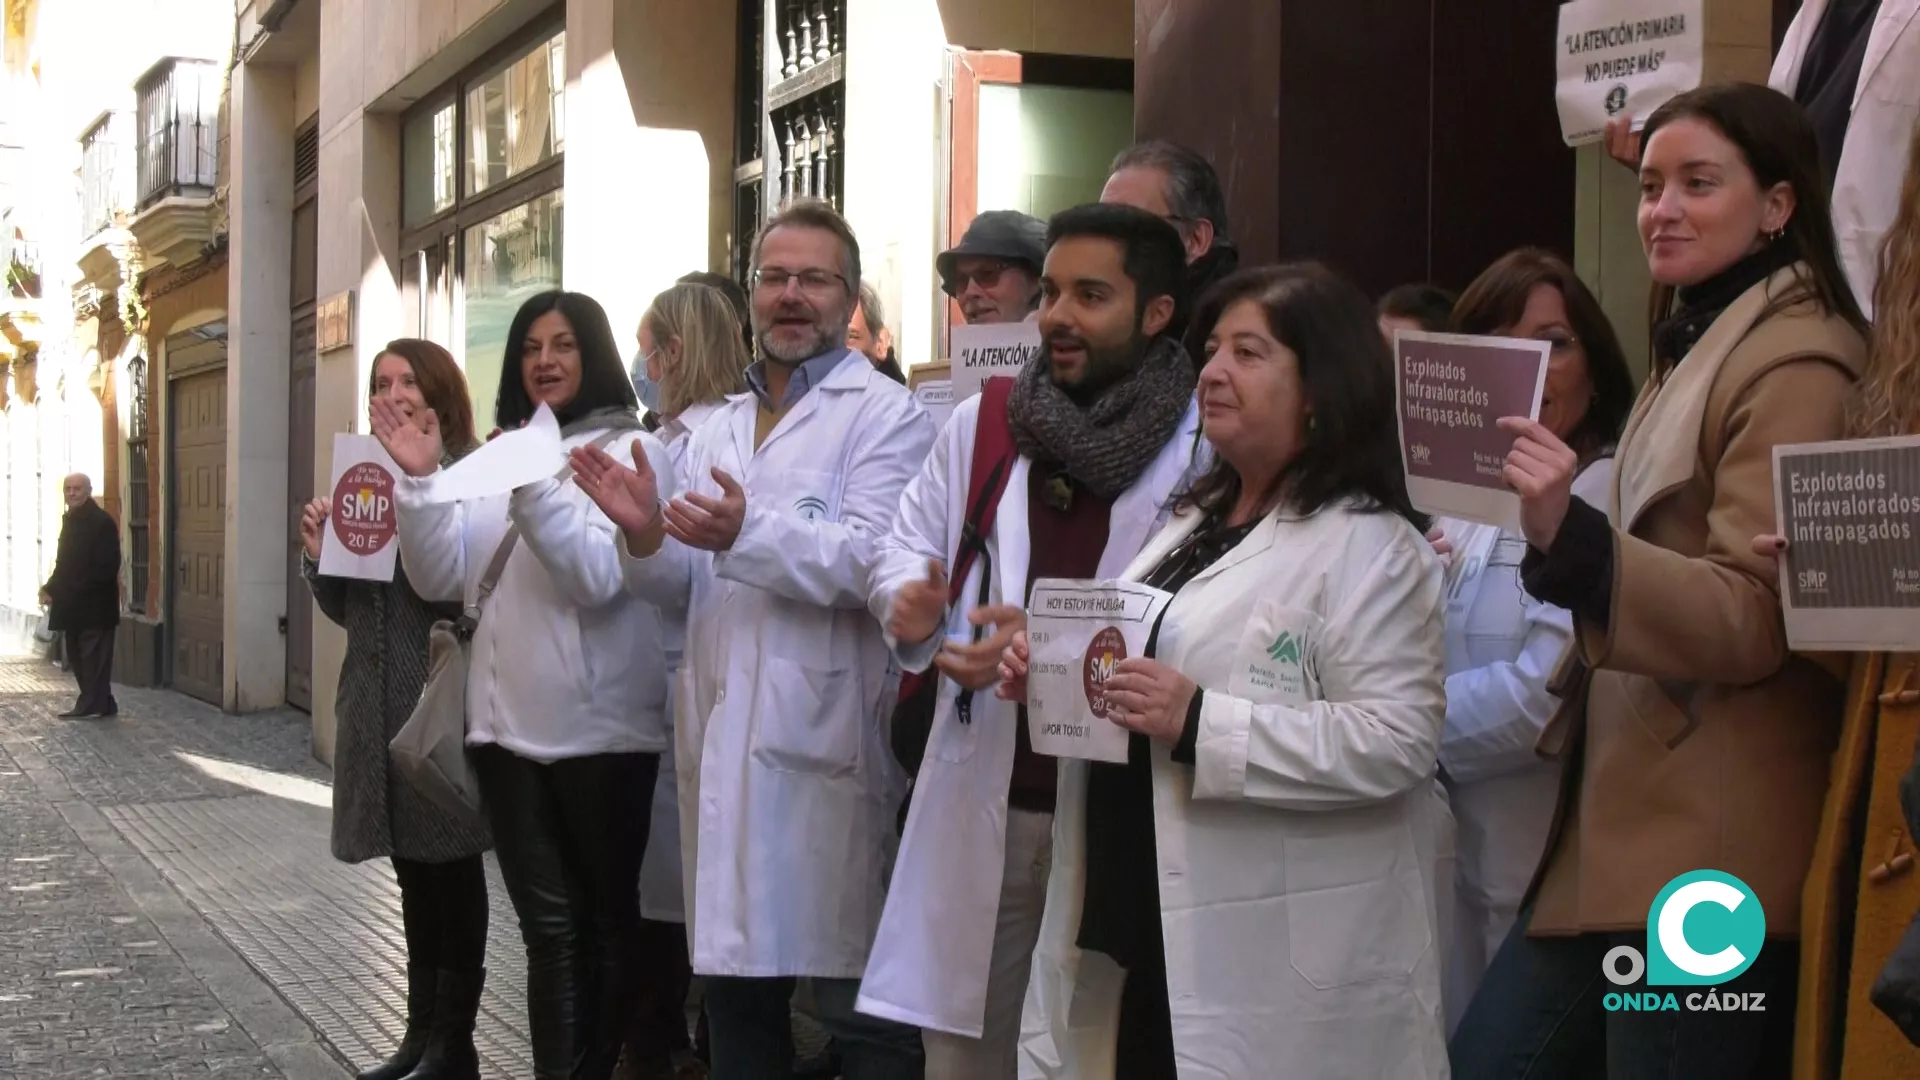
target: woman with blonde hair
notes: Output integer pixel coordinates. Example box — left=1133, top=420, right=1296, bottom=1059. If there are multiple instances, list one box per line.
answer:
left=624, top=279, right=748, bottom=1079
left=1785, top=122, right=1920, bottom=1080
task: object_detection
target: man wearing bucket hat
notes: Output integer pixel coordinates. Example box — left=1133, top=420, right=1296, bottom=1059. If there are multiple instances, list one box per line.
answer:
left=937, top=210, right=1047, bottom=326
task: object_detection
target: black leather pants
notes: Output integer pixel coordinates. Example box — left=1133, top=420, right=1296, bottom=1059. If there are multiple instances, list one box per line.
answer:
left=472, top=745, right=658, bottom=1080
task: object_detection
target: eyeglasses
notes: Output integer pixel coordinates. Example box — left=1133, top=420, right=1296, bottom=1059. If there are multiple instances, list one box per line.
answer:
left=944, top=260, right=1014, bottom=296
left=752, top=268, right=848, bottom=296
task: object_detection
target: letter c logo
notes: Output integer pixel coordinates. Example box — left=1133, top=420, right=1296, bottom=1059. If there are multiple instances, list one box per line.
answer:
left=1657, top=880, right=1747, bottom=978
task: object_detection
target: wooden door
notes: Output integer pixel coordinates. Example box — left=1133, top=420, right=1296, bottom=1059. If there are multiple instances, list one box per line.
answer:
left=284, top=312, right=315, bottom=711
left=285, top=188, right=317, bottom=712
left=168, top=362, right=226, bottom=706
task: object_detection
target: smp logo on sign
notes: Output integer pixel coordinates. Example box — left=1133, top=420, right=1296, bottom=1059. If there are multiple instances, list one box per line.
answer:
left=1603, top=871, right=1769, bottom=1013
left=1409, top=443, right=1433, bottom=465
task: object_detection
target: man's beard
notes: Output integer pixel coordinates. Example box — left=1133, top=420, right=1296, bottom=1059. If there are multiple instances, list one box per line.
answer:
left=1045, top=329, right=1147, bottom=405
left=755, top=304, right=844, bottom=365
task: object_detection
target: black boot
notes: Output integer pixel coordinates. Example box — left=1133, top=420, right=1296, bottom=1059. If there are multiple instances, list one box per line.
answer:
left=401, top=968, right=484, bottom=1080
left=359, top=964, right=435, bottom=1080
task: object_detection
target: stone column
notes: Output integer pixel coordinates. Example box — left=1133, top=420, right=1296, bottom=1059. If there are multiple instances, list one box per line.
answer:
left=225, top=60, right=295, bottom=712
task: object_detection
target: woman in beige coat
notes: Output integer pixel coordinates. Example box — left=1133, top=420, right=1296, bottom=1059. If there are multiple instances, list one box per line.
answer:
left=1449, top=83, right=1868, bottom=1079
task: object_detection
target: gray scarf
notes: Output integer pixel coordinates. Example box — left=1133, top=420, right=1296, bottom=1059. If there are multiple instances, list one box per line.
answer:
left=1008, top=336, right=1196, bottom=500
left=561, top=405, right=645, bottom=439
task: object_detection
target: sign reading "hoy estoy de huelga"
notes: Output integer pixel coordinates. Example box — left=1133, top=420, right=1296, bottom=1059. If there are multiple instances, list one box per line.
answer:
left=1554, top=0, right=1703, bottom=146
left=1775, top=436, right=1920, bottom=651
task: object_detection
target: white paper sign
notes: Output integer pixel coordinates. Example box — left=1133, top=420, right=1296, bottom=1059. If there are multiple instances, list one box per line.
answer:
left=320, top=434, right=403, bottom=581
left=914, top=379, right=955, bottom=433
left=1774, top=436, right=1920, bottom=651
left=416, top=404, right=565, bottom=504
left=1026, top=579, right=1176, bottom=764
left=1394, top=331, right=1549, bottom=533
left=1554, top=0, right=1702, bottom=147
left=951, top=322, right=1042, bottom=402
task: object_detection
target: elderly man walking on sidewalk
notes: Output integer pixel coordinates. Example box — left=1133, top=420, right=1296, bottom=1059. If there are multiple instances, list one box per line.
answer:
left=41, top=473, right=120, bottom=719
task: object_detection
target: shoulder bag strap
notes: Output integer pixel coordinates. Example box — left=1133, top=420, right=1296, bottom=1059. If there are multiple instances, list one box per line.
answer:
left=455, top=429, right=627, bottom=638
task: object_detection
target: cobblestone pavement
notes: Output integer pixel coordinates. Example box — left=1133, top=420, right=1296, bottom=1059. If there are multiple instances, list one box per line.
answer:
left=0, top=656, right=536, bottom=1078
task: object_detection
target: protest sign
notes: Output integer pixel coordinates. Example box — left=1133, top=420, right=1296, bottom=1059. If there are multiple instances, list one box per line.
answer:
left=416, top=403, right=564, bottom=503
left=1774, top=436, right=1920, bottom=651
left=950, top=322, right=1041, bottom=402
left=1394, top=331, right=1549, bottom=533
left=1555, top=0, right=1702, bottom=146
left=1026, top=579, right=1175, bottom=764
left=320, top=434, right=403, bottom=581
left=914, top=379, right=955, bottom=433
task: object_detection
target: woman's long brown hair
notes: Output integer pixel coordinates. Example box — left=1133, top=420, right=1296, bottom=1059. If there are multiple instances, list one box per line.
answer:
left=1851, top=126, right=1920, bottom=438
left=371, top=338, right=479, bottom=456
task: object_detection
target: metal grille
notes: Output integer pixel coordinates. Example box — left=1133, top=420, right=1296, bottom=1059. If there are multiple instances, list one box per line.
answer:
left=293, top=124, right=319, bottom=192
left=134, top=59, right=220, bottom=211
left=79, top=114, right=126, bottom=240
left=126, top=355, right=150, bottom=613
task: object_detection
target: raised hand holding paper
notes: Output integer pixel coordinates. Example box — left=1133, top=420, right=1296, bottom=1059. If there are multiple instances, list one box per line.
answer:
left=1773, top=436, right=1920, bottom=651
left=415, top=403, right=565, bottom=504
left=320, top=434, right=402, bottom=582
left=1395, top=331, right=1549, bottom=533
left=1026, top=579, right=1175, bottom=764
left=1554, top=0, right=1702, bottom=146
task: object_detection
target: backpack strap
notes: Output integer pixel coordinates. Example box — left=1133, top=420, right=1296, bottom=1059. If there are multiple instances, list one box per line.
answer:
left=946, top=376, right=1018, bottom=604
left=946, top=376, right=1018, bottom=724
left=455, top=429, right=626, bottom=640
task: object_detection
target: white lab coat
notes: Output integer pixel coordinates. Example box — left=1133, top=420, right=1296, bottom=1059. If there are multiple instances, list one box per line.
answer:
left=1771, top=0, right=1920, bottom=317
left=621, top=350, right=936, bottom=978
left=855, top=392, right=1206, bottom=1037
left=1021, top=502, right=1451, bottom=1080
left=639, top=399, right=725, bottom=923
left=395, top=425, right=678, bottom=762
left=1432, top=458, right=1612, bottom=1034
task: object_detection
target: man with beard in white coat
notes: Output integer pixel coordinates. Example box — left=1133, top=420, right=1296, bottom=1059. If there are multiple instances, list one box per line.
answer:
left=570, top=199, right=934, bottom=1079
left=855, top=204, right=1204, bottom=1077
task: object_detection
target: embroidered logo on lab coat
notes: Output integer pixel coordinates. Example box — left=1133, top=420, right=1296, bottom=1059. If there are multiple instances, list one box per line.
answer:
left=793, top=495, right=829, bottom=521
left=1268, top=631, right=1302, bottom=666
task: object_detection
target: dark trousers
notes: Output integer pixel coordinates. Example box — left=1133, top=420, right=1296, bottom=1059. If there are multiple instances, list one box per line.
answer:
left=393, top=855, right=489, bottom=974
left=703, top=975, right=923, bottom=1080
left=472, top=745, right=658, bottom=1080
left=1449, top=909, right=1799, bottom=1080
left=628, top=917, right=693, bottom=1062
left=64, top=627, right=115, bottom=715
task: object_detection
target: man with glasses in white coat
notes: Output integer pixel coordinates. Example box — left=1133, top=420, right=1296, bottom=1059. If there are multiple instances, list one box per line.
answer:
left=571, top=200, right=934, bottom=1079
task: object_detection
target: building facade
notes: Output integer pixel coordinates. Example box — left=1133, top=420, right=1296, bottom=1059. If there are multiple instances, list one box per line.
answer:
left=0, top=0, right=1785, bottom=761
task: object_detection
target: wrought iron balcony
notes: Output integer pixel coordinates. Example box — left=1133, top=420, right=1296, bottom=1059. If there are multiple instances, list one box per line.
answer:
left=80, top=113, right=131, bottom=240
left=134, top=58, right=220, bottom=211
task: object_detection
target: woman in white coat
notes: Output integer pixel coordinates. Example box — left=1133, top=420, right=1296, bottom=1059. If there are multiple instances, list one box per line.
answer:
left=623, top=281, right=750, bottom=1075
left=375, top=290, right=678, bottom=1080
left=1430, top=249, right=1635, bottom=1033
left=1003, top=263, right=1451, bottom=1078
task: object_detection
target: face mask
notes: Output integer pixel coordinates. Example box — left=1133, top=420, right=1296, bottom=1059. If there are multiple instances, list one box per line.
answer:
left=631, top=352, right=662, bottom=413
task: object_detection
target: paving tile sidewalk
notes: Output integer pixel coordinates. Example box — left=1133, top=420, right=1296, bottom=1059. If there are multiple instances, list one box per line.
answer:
left=0, top=656, right=533, bottom=1078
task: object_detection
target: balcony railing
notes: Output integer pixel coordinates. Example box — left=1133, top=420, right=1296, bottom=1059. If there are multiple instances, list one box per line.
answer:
left=80, top=113, right=130, bottom=239
left=135, top=59, right=220, bottom=212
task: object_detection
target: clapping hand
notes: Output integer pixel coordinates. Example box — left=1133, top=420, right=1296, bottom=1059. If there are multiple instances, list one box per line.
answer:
left=369, top=398, right=444, bottom=478
left=663, top=468, right=748, bottom=552
left=571, top=442, right=662, bottom=538
left=888, top=560, right=948, bottom=644
left=934, top=605, right=1025, bottom=692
